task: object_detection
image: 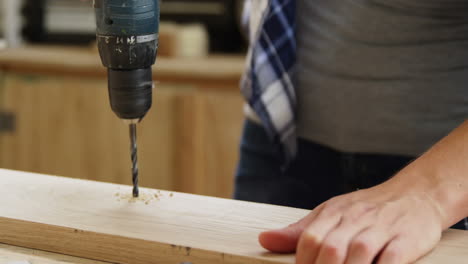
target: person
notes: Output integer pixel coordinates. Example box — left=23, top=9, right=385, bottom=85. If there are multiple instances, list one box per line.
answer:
left=235, top=0, right=468, bottom=263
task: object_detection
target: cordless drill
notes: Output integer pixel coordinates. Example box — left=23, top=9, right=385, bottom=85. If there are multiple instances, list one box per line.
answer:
left=94, top=0, right=160, bottom=197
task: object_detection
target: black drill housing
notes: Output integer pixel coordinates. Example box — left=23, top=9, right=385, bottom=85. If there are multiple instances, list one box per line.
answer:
left=94, top=0, right=159, bottom=120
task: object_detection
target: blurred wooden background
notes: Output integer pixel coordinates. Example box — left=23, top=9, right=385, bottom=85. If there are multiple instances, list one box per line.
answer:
left=0, top=46, right=246, bottom=198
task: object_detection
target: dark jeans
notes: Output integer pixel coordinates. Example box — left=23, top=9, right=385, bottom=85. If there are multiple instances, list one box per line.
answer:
left=234, top=119, right=467, bottom=230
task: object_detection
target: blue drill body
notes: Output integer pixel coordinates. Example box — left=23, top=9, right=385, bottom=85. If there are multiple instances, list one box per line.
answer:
left=95, top=0, right=159, bottom=39
left=95, top=0, right=159, bottom=72
left=95, top=0, right=160, bottom=197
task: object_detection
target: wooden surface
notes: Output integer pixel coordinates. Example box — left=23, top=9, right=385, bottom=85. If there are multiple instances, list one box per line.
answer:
left=0, top=46, right=245, bottom=198
left=174, top=90, right=243, bottom=197
left=0, top=74, right=179, bottom=191
left=0, top=244, right=111, bottom=264
left=0, top=169, right=468, bottom=264
left=0, top=46, right=245, bottom=87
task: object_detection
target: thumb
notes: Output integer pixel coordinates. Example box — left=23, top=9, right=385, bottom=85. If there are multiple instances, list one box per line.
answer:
left=258, top=207, right=321, bottom=253
left=259, top=223, right=305, bottom=253
left=259, top=206, right=324, bottom=253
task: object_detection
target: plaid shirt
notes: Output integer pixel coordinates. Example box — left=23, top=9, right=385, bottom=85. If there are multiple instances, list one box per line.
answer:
left=242, top=0, right=468, bottom=230
left=241, top=0, right=297, bottom=164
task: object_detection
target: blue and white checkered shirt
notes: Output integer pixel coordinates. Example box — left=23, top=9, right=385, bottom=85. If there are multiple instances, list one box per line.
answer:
left=241, top=0, right=468, bottom=231
left=242, top=0, right=297, bottom=164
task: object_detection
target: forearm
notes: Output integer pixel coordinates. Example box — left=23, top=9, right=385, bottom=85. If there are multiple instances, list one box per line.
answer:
left=387, top=120, right=468, bottom=229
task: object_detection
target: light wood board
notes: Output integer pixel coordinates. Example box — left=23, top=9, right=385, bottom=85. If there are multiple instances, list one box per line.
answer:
left=0, top=169, right=467, bottom=264
left=0, top=244, right=111, bottom=264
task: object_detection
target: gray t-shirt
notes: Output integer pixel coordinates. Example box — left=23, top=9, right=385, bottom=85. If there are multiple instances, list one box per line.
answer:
left=296, top=0, right=468, bottom=156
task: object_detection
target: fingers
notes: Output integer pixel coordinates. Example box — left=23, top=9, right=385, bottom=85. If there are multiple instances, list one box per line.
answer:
left=281, top=190, right=442, bottom=264
left=377, top=236, right=407, bottom=264
left=344, top=227, right=392, bottom=264
left=315, top=210, right=378, bottom=264
left=296, top=207, right=343, bottom=264
left=296, top=201, right=397, bottom=264
left=262, top=191, right=442, bottom=264
left=258, top=224, right=306, bottom=253
left=259, top=204, right=325, bottom=253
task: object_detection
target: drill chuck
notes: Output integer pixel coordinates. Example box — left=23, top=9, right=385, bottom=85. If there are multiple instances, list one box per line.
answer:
left=108, top=68, right=153, bottom=121
left=94, top=0, right=159, bottom=121
left=95, top=0, right=160, bottom=197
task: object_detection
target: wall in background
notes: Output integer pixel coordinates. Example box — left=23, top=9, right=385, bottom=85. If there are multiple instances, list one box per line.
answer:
left=21, top=0, right=247, bottom=53
left=0, top=46, right=246, bottom=198
left=0, top=1, right=3, bottom=38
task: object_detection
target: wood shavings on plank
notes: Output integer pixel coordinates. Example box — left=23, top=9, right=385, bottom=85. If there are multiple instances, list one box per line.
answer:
left=114, top=190, right=174, bottom=204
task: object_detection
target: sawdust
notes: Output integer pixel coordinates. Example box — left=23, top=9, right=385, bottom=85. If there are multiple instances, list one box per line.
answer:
left=116, top=192, right=156, bottom=204
left=115, top=190, right=174, bottom=204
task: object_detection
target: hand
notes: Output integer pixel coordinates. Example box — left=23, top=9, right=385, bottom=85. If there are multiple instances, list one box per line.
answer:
left=259, top=179, right=446, bottom=264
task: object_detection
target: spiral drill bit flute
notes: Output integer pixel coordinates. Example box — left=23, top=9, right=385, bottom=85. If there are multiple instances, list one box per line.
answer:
left=130, top=124, right=139, bottom=197
left=94, top=0, right=160, bottom=197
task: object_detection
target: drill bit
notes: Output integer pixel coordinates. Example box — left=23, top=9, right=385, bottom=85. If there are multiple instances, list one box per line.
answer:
left=129, top=123, right=139, bottom=197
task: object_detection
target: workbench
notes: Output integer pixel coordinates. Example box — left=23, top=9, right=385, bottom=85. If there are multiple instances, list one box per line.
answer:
left=0, top=169, right=467, bottom=264
left=0, top=46, right=246, bottom=198
left=1, top=244, right=110, bottom=264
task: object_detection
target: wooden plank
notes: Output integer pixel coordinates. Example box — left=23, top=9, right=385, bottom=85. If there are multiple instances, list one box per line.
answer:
left=0, top=169, right=304, bottom=264
left=0, top=169, right=467, bottom=264
left=418, top=230, right=468, bottom=264
left=0, top=244, right=111, bottom=264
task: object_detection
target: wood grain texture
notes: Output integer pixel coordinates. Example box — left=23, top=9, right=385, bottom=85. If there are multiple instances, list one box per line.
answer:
left=0, top=74, right=177, bottom=191
left=0, top=244, right=111, bottom=264
left=173, top=90, right=243, bottom=197
left=0, top=73, right=243, bottom=198
left=0, top=169, right=303, bottom=264
left=0, top=169, right=467, bottom=264
left=0, top=46, right=245, bottom=198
